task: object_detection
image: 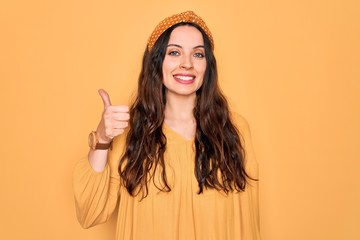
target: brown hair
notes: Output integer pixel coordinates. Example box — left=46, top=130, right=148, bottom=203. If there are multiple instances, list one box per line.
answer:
left=119, top=22, right=252, bottom=198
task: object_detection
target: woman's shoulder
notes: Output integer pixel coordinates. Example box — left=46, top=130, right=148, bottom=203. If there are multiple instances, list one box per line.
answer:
left=230, top=112, right=251, bottom=136
left=230, top=111, right=259, bottom=165
left=112, top=129, right=128, bottom=147
left=107, top=128, right=129, bottom=169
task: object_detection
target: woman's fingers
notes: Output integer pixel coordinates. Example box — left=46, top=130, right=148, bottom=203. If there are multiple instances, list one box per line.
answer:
left=96, top=89, right=130, bottom=142
left=98, top=89, right=112, bottom=108
left=103, top=111, right=130, bottom=121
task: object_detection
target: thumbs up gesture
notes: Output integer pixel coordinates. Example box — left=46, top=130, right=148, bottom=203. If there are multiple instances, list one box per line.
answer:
left=95, top=89, right=130, bottom=143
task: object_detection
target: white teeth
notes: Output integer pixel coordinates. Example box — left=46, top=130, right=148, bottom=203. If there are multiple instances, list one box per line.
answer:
left=175, top=75, right=195, bottom=81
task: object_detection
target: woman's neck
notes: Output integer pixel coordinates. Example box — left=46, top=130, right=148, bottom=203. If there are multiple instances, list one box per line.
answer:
left=164, top=93, right=197, bottom=140
left=164, top=93, right=196, bottom=121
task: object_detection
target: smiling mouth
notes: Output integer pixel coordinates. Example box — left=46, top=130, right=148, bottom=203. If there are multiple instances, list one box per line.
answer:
left=173, top=74, right=195, bottom=84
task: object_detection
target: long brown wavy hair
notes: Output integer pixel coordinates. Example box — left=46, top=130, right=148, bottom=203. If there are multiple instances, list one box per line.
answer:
left=119, top=22, right=252, bottom=198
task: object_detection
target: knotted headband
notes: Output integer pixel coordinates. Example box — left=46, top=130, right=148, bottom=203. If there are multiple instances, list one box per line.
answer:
left=147, top=11, right=214, bottom=51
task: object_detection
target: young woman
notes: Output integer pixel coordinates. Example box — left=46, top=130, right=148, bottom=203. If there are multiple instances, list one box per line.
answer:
left=74, top=11, right=261, bottom=240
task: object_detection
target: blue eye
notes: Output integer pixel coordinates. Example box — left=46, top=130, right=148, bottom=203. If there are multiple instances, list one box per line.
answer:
left=194, top=52, right=205, bottom=58
left=169, top=51, right=180, bottom=56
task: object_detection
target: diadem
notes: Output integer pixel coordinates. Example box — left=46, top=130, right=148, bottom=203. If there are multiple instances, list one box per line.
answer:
left=147, top=11, right=214, bottom=51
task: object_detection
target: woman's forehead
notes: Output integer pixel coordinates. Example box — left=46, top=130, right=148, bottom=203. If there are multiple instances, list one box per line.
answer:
left=168, top=25, right=204, bottom=47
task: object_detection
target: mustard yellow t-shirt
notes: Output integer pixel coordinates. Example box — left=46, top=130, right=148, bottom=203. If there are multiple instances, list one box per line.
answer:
left=73, top=114, right=261, bottom=239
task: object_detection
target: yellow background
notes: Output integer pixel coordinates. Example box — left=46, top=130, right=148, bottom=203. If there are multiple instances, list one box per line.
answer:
left=1, top=0, right=359, bottom=239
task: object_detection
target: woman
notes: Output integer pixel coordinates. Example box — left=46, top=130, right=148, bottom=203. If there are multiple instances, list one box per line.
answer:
left=74, top=11, right=261, bottom=240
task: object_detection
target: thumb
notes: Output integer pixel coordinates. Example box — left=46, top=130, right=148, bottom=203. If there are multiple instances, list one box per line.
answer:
left=98, top=89, right=112, bottom=108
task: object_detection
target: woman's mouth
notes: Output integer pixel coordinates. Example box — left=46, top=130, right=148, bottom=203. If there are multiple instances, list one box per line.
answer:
left=173, top=74, right=195, bottom=84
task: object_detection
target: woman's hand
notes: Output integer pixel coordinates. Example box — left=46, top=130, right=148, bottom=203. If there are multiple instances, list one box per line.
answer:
left=96, top=89, right=130, bottom=143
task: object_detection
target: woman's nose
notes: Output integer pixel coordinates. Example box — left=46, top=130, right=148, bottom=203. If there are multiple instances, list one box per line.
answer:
left=180, top=54, right=193, bottom=69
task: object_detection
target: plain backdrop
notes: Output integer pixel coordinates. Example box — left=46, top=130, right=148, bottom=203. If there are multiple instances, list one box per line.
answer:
left=1, top=0, right=359, bottom=239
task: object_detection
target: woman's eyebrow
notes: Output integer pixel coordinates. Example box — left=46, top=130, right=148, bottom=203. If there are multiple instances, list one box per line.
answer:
left=167, top=44, right=182, bottom=48
left=193, top=45, right=205, bottom=49
left=167, top=44, right=205, bottom=49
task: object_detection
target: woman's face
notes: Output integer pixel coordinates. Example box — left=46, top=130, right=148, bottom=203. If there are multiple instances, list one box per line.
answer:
left=162, top=25, right=206, bottom=98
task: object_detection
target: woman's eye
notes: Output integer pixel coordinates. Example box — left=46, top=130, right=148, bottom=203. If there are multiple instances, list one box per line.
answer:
left=169, top=51, right=180, bottom=56
left=194, top=52, right=205, bottom=58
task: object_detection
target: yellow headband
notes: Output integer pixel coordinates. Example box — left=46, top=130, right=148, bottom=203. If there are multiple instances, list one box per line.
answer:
left=147, top=11, right=214, bottom=51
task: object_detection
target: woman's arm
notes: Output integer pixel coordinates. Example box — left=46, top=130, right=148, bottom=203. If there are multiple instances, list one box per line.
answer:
left=73, top=89, right=129, bottom=228
left=233, top=113, right=261, bottom=239
left=88, top=89, right=129, bottom=172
